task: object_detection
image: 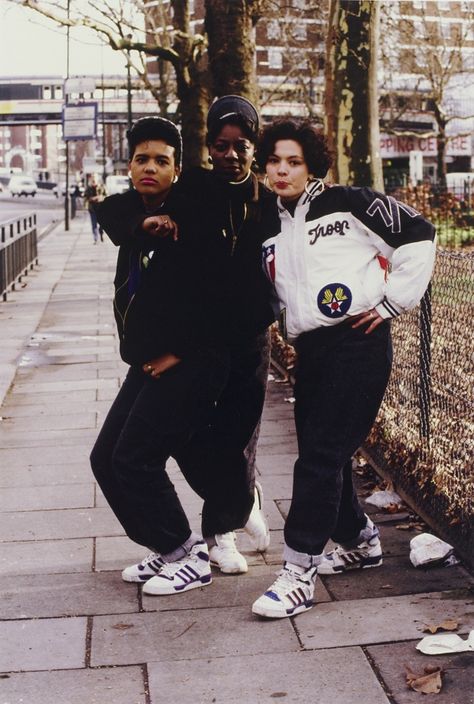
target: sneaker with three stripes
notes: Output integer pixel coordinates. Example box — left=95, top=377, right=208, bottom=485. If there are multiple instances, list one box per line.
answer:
left=317, top=518, right=383, bottom=575
left=252, top=562, right=318, bottom=619
left=121, top=552, right=165, bottom=583
left=142, top=540, right=212, bottom=596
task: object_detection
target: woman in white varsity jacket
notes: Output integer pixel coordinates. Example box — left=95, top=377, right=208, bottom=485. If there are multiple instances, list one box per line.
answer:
left=252, top=118, right=436, bottom=620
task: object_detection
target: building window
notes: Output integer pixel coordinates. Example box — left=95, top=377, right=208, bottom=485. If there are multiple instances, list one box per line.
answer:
left=268, top=48, right=283, bottom=69
left=267, top=19, right=281, bottom=40
left=440, top=22, right=451, bottom=40
left=293, top=23, right=307, bottom=41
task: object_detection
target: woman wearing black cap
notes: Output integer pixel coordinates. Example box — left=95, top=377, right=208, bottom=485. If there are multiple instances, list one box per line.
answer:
left=97, top=105, right=275, bottom=586
left=169, top=95, right=276, bottom=574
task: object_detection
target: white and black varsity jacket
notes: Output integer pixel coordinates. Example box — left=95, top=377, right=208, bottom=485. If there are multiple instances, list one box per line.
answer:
left=261, top=185, right=436, bottom=340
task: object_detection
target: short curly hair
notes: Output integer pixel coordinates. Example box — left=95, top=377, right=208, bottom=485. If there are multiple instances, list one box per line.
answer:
left=256, top=118, right=332, bottom=179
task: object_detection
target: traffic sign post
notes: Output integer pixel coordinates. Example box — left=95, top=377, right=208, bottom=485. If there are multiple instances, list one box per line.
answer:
left=62, top=102, right=98, bottom=141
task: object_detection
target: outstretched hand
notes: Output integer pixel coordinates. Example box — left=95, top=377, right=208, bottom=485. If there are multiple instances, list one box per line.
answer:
left=142, top=215, right=179, bottom=241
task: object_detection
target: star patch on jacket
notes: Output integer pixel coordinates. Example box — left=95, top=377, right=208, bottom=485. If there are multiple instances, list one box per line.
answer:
left=317, top=283, right=352, bottom=318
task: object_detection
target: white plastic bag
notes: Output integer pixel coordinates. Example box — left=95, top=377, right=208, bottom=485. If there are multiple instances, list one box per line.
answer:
left=416, top=631, right=474, bottom=655
left=409, top=533, right=454, bottom=568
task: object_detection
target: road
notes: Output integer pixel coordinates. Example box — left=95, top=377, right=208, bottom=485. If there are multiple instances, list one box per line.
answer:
left=0, top=188, right=66, bottom=233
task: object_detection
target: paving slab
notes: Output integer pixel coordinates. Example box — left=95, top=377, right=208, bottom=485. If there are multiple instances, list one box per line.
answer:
left=259, top=418, right=297, bottom=438
left=294, top=590, right=474, bottom=649
left=256, top=452, right=297, bottom=475
left=0, top=411, right=97, bottom=432
left=0, top=617, right=87, bottom=672
left=0, top=484, right=94, bottom=511
left=91, top=607, right=300, bottom=667
left=147, top=648, right=390, bottom=704
left=1, top=572, right=139, bottom=619
left=366, top=640, right=474, bottom=704
left=0, top=426, right=96, bottom=448
left=0, top=538, right=93, bottom=576
left=10, top=377, right=118, bottom=395
left=0, top=463, right=91, bottom=488
left=254, top=472, right=293, bottom=500
left=0, top=443, right=92, bottom=468
left=321, top=557, right=474, bottom=600
left=0, top=507, right=123, bottom=542
left=1, top=389, right=97, bottom=408
left=256, top=436, right=298, bottom=454
left=0, top=666, right=147, bottom=704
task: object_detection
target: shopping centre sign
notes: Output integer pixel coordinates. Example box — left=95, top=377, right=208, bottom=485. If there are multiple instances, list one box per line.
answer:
left=380, top=133, right=471, bottom=158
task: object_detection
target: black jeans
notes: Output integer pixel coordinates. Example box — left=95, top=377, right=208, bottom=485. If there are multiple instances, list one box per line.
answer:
left=283, top=320, right=392, bottom=564
left=90, top=351, right=229, bottom=555
left=174, top=330, right=271, bottom=537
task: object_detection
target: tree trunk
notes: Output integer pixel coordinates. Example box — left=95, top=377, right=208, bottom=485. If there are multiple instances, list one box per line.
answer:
left=171, top=0, right=210, bottom=169
left=433, top=103, right=448, bottom=187
left=205, top=0, right=259, bottom=106
left=325, top=0, right=384, bottom=190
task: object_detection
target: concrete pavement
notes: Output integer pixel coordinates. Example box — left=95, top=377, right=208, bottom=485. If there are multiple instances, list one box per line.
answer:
left=0, top=212, right=473, bottom=704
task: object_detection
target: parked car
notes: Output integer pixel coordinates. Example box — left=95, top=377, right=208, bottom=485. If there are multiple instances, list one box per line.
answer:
left=53, top=182, right=85, bottom=198
left=8, top=175, right=37, bottom=197
left=105, top=175, right=130, bottom=196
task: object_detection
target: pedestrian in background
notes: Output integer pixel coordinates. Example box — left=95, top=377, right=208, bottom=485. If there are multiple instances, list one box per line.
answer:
left=252, top=118, right=436, bottom=619
left=84, top=176, right=106, bottom=243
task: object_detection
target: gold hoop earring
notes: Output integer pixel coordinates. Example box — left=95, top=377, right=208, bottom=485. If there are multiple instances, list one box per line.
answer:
left=264, top=174, right=273, bottom=191
left=304, top=178, right=324, bottom=197
left=173, top=174, right=178, bottom=183
left=208, top=156, right=213, bottom=164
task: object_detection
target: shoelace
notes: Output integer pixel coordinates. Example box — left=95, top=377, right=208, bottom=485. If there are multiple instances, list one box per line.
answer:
left=141, top=552, right=163, bottom=566
left=271, top=567, right=307, bottom=594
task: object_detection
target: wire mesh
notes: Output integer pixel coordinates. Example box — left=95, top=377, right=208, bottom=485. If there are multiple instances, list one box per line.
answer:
left=365, top=248, right=474, bottom=566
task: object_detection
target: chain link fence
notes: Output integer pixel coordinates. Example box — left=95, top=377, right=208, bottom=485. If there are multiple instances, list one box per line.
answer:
left=270, top=246, right=474, bottom=567
left=364, top=248, right=474, bottom=567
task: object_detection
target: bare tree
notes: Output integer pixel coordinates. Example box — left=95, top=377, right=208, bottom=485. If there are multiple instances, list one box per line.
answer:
left=325, top=0, right=383, bottom=189
left=380, top=1, right=474, bottom=185
left=13, top=0, right=266, bottom=167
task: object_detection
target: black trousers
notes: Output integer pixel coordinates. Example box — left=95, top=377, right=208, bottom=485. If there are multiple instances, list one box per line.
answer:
left=90, top=351, right=229, bottom=554
left=175, top=330, right=271, bottom=536
left=283, top=320, right=392, bottom=562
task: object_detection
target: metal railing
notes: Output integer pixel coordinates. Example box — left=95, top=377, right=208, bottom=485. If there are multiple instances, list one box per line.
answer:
left=0, top=213, right=38, bottom=301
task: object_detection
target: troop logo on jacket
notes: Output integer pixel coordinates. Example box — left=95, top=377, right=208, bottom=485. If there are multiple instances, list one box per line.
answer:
left=317, top=283, right=352, bottom=318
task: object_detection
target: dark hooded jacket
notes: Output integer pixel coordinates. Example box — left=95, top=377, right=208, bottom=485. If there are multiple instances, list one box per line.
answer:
left=96, top=187, right=229, bottom=366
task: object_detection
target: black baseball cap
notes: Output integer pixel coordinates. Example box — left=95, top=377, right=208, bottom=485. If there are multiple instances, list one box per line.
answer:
left=206, top=95, right=259, bottom=143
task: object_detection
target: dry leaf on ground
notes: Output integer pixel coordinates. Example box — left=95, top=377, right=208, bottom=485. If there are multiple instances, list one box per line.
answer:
left=405, top=664, right=443, bottom=694
left=422, top=619, right=459, bottom=634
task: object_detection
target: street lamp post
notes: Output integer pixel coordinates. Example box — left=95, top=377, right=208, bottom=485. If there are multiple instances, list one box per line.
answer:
left=126, top=35, right=133, bottom=131
left=65, top=0, right=71, bottom=231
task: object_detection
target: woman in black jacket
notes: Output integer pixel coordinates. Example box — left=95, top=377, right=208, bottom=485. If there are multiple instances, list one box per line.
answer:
left=90, top=117, right=234, bottom=597
left=121, top=97, right=276, bottom=578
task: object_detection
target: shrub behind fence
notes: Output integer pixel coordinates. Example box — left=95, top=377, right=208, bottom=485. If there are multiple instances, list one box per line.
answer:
left=363, top=248, right=474, bottom=567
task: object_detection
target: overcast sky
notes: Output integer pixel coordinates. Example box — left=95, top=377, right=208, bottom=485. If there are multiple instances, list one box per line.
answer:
left=0, top=1, right=128, bottom=78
